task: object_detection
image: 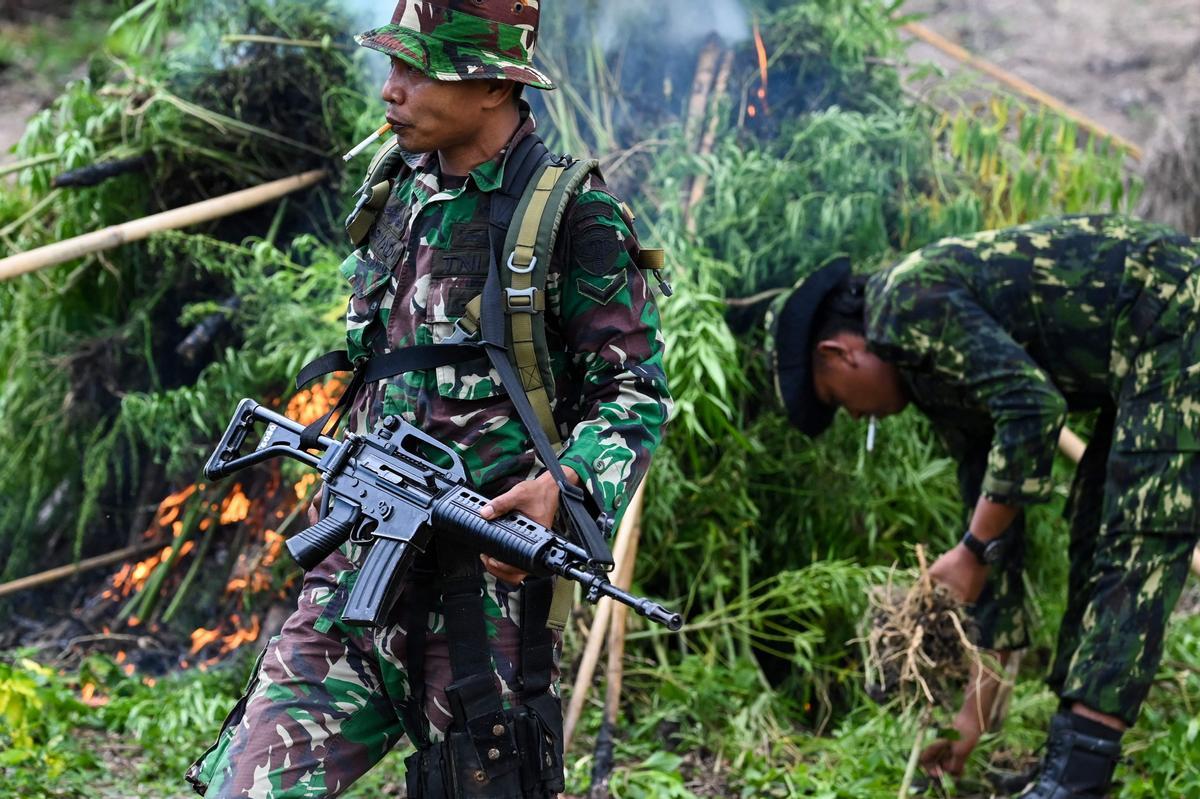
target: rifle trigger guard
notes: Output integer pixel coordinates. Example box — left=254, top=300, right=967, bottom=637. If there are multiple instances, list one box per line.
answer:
left=349, top=523, right=374, bottom=545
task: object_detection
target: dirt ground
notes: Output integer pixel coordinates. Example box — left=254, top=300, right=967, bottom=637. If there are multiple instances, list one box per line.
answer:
left=902, top=0, right=1200, bottom=149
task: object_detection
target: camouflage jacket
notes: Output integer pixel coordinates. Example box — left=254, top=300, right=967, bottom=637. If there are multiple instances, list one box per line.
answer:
left=340, top=109, right=672, bottom=523
left=865, top=215, right=1200, bottom=506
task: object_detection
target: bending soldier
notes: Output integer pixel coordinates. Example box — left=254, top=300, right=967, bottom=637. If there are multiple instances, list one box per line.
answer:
left=769, top=215, right=1200, bottom=798
left=187, top=2, right=672, bottom=796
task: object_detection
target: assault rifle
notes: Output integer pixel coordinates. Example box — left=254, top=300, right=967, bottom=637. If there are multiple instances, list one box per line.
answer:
left=205, top=399, right=683, bottom=631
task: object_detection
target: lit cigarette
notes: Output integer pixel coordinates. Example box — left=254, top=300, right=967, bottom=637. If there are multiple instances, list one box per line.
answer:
left=342, top=123, right=392, bottom=162
left=866, top=416, right=877, bottom=453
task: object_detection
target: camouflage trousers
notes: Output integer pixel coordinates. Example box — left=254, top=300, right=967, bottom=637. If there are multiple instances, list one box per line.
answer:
left=973, top=306, right=1200, bottom=725
left=186, top=548, right=561, bottom=798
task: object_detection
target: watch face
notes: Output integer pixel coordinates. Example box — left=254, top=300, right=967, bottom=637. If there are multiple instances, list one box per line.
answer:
left=983, top=540, right=1006, bottom=564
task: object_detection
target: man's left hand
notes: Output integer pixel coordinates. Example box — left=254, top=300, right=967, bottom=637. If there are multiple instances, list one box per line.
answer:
left=478, top=467, right=581, bottom=585
left=929, top=543, right=989, bottom=604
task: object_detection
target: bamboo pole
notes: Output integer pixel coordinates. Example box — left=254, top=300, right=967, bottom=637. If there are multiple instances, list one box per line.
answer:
left=900, top=21, right=1144, bottom=161
left=221, top=34, right=353, bottom=51
left=684, top=38, right=723, bottom=150
left=0, top=539, right=168, bottom=599
left=0, top=152, right=62, bottom=180
left=562, top=485, right=644, bottom=752
left=588, top=483, right=647, bottom=798
left=685, top=50, right=735, bottom=235
left=0, top=169, right=328, bottom=281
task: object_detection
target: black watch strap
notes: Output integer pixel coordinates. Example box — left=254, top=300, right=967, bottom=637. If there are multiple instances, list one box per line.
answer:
left=961, top=530, right=1007, bottom=566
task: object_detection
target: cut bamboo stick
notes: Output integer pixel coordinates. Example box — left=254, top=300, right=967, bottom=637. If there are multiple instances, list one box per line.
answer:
left=901, top=21, right=1143, bottom=161
left=587, top=483, right=646, bottom=798
left=0, top=539, right=168, bottom=599
left=562, top=482, right=645, bottom=752
left=0, top=169, right=328, bottom=281
left=685, top=49, right=734, bottom=234
left=684, top=38, right=723, bottom=150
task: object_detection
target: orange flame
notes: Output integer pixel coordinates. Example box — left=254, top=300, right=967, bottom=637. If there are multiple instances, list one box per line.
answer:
left=294, top=473, right=317, bottom=501
left=287, top=380, right=341, bottom=427
left=110, top=542, right=196, bottom=597
left=190, top=627, right=222, bottom=655
left=752, top=18, right=769, bottom=112
left=220, top=485, right=251, bottom=525
left=219, top=614, right=261, bottom=654
left=153, top=484, right=197, bottom=531
left=80, top=682, right=109, bottom=707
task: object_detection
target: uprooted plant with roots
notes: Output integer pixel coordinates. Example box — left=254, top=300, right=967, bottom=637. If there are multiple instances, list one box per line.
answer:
left=863, top=547, right=998, bottom=713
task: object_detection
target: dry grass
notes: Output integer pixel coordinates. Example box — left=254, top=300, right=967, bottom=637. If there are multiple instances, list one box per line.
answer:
left=863, top=547, right=990, bottom=712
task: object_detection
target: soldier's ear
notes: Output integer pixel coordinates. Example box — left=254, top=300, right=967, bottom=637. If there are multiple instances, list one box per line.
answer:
left=815, top=339, right=853, bottom=369
left=480, top=79, right=516, bottom=110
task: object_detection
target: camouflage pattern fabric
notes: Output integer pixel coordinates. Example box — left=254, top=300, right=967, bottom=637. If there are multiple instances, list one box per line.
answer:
left=902, top=391, right=1031, bottom=650
left=342, top=108, right=671, bottom=521
left=866, top=214, right=1200, bottom=721
left=188, top=109, right=670, bottom=797
left=187, top=549, right=559, bottom=797
left=867, top=214, right=1199, bottom=508
left=356, top=0, right=554, bottom=90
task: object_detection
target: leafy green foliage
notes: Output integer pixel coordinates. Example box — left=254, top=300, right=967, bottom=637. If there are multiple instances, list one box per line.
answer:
left=0, top=0, right=369, bottom=577
left=0, top=652, right=253, bottom=797
left=0, top=0, right=1186, bottom=796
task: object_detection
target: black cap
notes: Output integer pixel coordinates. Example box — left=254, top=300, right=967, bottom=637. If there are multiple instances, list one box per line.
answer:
left=766, top=258, right=852, bottom=437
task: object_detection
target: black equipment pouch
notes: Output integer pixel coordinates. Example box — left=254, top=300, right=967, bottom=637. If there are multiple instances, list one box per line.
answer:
left=402, top=703, right=564, bottom=799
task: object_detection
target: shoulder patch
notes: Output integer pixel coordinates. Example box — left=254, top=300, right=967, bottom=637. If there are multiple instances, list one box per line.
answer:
left=573, top=222, right=623, bottom=277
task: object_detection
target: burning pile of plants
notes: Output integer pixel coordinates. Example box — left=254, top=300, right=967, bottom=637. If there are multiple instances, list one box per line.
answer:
left=0, top=0, right=376, bottom=661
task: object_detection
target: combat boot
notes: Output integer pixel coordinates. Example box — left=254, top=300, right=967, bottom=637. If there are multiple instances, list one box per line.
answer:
left=1020, top=712, right=1122, bottom=798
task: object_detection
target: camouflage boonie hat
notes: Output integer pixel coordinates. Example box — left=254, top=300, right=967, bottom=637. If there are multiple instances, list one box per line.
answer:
left=356, top=0, right=555, bottom=90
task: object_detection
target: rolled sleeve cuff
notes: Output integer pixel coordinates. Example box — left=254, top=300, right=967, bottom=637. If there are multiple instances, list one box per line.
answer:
left=558, top=451, right=606, bottom=514
left=980, top=472, right=1056, bottom=505
left=558, top=446, right=639, bottom=528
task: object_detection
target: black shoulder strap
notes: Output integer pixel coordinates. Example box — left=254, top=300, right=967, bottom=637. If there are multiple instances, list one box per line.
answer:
left=481, top=143, right=614, bottom=569
left=295, top=343, right=483, bottom=450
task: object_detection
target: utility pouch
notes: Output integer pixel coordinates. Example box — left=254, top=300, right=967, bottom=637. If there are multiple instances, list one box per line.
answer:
left=405, top=742, right=450, bottom=798
left=403, top=703, right=564, bottom=799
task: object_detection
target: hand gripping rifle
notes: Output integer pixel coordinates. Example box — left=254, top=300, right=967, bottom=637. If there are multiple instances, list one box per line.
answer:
left=205, top=399, right=683, bottom=631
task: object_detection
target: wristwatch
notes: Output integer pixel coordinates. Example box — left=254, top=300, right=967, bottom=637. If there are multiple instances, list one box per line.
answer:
left=961, top=530, right=1008, bottom=566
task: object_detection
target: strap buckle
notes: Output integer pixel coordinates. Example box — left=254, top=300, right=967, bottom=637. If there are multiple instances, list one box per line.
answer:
left=443, top=318, right=481, bottom=345
left=506, top=251, right=537, bottom=275
left=504, top=286, right=539, bottom=313
left=345, top=186, right=374, bottom=229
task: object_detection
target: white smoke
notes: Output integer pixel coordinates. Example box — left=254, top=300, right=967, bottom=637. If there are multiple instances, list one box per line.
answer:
left=338, top=0, right=384, bottom=34
left=590, top=0, right=751, bottom=48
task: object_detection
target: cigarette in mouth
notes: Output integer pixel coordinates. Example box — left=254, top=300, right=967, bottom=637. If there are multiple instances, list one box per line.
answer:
left=342, top=123, right=392, bottom=162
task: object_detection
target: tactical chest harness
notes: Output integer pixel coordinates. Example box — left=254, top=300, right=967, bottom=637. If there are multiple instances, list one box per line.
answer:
left=295, top=133, right=664, bottom=798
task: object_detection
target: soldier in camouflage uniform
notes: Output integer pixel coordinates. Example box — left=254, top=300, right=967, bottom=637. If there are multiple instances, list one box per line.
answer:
left=186, top=2, right=672, bottom=797
left=768, top=215, right=1200, bottom=797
